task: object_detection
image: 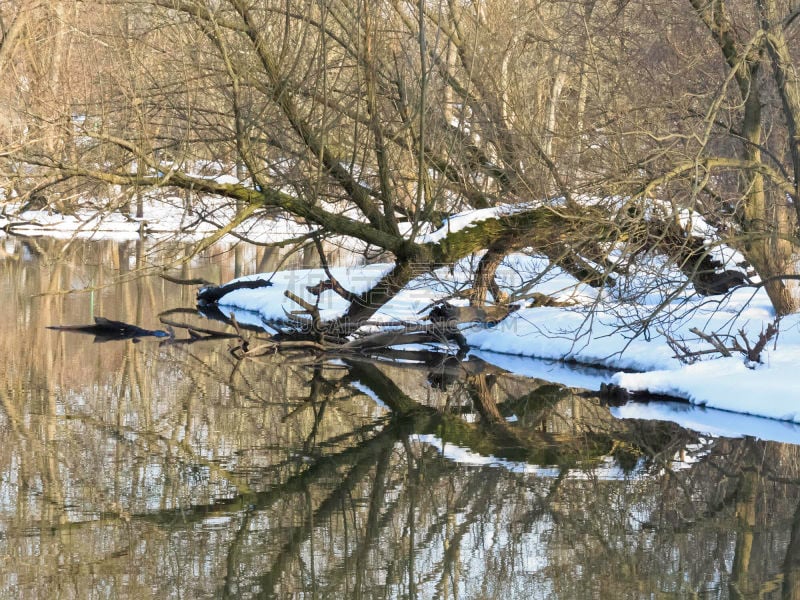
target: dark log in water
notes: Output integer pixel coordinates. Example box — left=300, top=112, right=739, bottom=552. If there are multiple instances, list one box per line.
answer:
left=47, top=316, right=170, bottom=342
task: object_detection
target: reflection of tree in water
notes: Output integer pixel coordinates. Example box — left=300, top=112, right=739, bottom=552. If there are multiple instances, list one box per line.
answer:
left=4, top=352, right=800, bottom=597
left=205, top=357, right=800, bottom=599
left=2, top=239, right=800, bottom=597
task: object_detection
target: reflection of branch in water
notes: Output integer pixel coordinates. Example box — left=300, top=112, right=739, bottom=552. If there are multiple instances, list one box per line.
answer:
left=131, top=416, right=396, bottom=529
left=255, top=427, right=398, bottom=597
left=163, top=320, right=239, bottom=342
left=435, top=466, right=504, bottom=598
left=329, top=443, right=394, bottom=600
left=222, top=507, right=253, bottom=600
left=65, top=411, right=254, bottom=497
left=22, top=301, right=800, bottom=598
left=344, top=359, right=589, bottom=465
left=58, top=347, right=706, bottom=538
left=39, top=292, right=743, bottom=589
left=782, top=496, right=800, bottom=598
left=302, top=365, right=329, bottom=454
left=159, top=308, right=241, bottom=343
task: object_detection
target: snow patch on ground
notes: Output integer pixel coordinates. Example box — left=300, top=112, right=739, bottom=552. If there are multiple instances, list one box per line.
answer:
left=215, top=264, right=396, bottom=323
left=468, top=294, right=800, bottom=424
left=611, top=327, right=800, bottom=423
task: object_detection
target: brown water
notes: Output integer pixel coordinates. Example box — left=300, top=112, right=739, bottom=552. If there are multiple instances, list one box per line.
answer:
left=2, top=235, right=800, bottom=599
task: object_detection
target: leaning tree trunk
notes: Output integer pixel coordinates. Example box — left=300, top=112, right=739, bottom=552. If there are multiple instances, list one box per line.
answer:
left=295, top=204, right=738, bottom=336
left=334, top=259, right=419, bottom=334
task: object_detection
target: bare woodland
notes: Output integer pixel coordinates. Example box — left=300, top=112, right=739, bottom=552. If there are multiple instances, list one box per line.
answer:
left=2, top=0, right=800, bottom=323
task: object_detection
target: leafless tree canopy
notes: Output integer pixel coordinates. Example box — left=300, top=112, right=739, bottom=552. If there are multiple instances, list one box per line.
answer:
left=2, top=0, right=800, bottom=319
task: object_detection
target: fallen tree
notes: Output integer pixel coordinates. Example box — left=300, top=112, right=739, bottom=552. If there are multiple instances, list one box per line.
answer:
left=177, top=198, right=754, bottom=343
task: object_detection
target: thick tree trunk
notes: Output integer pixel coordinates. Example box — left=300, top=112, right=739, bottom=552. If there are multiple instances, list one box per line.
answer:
left=199, top=203, right=747, bottom=335
left=739, top=74, right=798, bottom=315
left=336, top=207, right=614, bottom=328
left=689, top=0, right=800, bottom=315
left=334, top=259, right=420, bottom=333
left=759, top=0, right=800, bottom=214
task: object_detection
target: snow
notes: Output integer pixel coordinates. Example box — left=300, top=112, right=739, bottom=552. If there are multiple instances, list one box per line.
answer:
left=0, top=197, right=307, bottom=243
left=467, top=293, right=800, bottom=425
left=215, top=264, right=395, bottom=323
left=612, top=337, right=800, bottom=423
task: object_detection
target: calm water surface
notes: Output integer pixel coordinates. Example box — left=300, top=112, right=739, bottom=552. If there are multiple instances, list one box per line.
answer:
left=2, top=236, right=800, bottom=599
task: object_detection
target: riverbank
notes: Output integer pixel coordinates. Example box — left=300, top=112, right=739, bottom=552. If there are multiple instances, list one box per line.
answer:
left=211, top=256, right=800, bottom=424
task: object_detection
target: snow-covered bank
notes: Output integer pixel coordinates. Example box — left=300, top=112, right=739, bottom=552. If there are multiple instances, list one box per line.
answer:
left=0, top=197, right=306, bottom=243
left=466, top=302, right=800, bottom=423
left=472, top=307, right=800, bottom=423
left=214, top=263, right=396, bottom=323
left=210, top=255, right=800, bottom=429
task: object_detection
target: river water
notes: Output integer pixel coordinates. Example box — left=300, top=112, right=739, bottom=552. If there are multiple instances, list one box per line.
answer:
left=2, top=235, right=800, bottom=599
